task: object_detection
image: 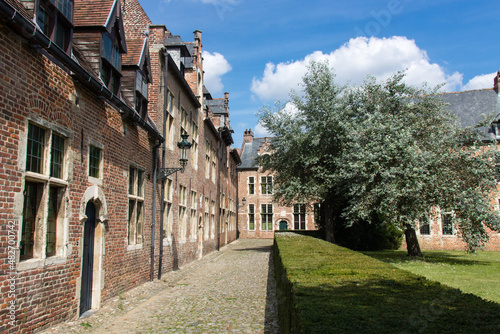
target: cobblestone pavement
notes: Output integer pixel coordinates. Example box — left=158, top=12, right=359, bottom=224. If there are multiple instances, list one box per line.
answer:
left=41, top=239, right=280, bottom=334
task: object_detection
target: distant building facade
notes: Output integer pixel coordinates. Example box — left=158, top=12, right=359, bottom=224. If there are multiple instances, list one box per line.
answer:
left=237, top=130, right=317, bottom=239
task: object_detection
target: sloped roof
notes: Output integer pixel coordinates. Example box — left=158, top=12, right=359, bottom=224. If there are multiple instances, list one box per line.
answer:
left=122, top=38, right=144, bottom=66
left=4, top=0, right=30, bottom=18
left=239, top=138, right=278, bottom=169
left=205, top=98, right=226, bottom=114
left=438, top=88, right=499, bottom=129
left=74, top=0, right=115, bottom=27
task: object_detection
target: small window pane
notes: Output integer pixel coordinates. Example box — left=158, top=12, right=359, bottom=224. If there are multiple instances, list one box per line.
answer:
left=27, top=123, right=45, bottom=174
left=50, top=133, right=65, bottom=178
left=129, top=167, right=135, bottom=195
left=89, top=146, right=101, bottom=178
left=442, top=214, right=453, bottom=235
left=46, top=186, right=60, bottom=257
left=21, top=182, right=40, bottom=260
left=137, top=170, right=144, bottom=197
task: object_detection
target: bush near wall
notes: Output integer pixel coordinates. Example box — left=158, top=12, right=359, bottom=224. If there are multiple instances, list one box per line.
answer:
left=273, top=232, right=500, bottom=334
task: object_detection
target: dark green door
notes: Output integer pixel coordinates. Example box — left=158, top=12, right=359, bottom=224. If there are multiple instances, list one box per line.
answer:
left=80, top=202, right=95, bottom=315
left=279, top=220, right=288, bottom=230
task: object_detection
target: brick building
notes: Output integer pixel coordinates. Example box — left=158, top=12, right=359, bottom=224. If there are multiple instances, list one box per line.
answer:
left=0, top=0, right=239, bottom=332
left=237, top=130, right=318, bottom=239
left=407, top=78, right=500, bottom=251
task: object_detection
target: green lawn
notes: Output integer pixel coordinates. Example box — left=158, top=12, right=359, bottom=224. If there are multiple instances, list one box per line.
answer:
left=364, top=250, right=500, bottom=304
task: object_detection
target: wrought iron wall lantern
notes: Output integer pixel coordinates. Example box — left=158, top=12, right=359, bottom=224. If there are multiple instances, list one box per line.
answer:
left=238, top=197, right=246, bottom=208
left=157, top=134, right=193, bottom=179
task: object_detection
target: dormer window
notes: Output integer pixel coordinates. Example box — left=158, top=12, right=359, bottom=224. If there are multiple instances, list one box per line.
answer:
left=135, top=69, right=148, bottom=118
left=101, top=32, right=122, bottom=96
left=37, top=0, right=74, bottom=53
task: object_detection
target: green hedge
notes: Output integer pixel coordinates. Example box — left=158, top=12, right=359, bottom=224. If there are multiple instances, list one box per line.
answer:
left=273, top=232, right=500, bottom=334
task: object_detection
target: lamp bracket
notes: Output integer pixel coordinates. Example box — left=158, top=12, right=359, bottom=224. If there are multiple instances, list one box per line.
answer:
left=157, top=167, right=184, bottom=180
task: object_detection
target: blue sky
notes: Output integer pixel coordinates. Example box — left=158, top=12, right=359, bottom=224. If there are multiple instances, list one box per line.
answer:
left=140, top=0, right=500, bottom=148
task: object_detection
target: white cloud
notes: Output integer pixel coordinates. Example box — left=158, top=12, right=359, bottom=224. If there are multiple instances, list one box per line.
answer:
left=202, top=51, right=232, bottom=94
left=251, top=36, right=465, bottom=101
left=463, top=72, right=497, bottom=91
left=254, top=123, right=272, bottom=137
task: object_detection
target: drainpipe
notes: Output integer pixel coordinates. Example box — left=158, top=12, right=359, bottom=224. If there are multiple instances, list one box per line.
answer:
left=158, top=49, right=169, bottom=279
left=150, top=140, right=161, bottom=281
left=216, top=140, right=222, bottom=251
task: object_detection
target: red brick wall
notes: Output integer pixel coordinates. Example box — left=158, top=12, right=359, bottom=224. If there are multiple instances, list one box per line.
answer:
left=0, top=22, right=156, bottom=332
left=237, top=169, right=317, bottom=239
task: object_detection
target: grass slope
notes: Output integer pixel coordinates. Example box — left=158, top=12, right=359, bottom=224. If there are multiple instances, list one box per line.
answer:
left=364, top=250, right=500, bottom=304
left=274, top=233, right=500, bottom=334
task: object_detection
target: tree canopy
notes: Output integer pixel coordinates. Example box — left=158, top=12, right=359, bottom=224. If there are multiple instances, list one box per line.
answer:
left=257, top=61, right=500, bottom=255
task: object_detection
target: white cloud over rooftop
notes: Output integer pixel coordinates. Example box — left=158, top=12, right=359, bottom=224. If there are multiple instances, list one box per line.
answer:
left=251, top=36, right=494, bottom=101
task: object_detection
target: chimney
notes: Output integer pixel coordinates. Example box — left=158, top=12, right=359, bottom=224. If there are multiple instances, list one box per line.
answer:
left=243, top=129, right=254, bottom=147
left=494, top=71, right=500, bottom=94
left=224, top=92, right=229, bottom=112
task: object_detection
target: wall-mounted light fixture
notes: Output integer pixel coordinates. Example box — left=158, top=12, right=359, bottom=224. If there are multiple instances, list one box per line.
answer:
left=157, top=134, right=192, bottom=179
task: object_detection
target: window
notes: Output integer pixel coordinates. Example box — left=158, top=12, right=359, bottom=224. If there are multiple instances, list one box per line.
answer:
left=50, top=133, right=65, bottom=178
left=88, top=145, right=101, bottom=178
left=191, top=123, right=199, bottom=168
left=21, top=123, right=67, bottom=261
left=294, top=204, right=306, bottom=230
left=37, top=0, right=73, bottom=53
left=135, top=70, right=149, bottom=118
left=26, top=123, right=46, bottom=174
left=190, top=191, right=197, bottom=239
left=180, top=108, right=189, bottom=135
left=261, top=176, right=273, bottom=195
left=163, top=178, right=173, bottom=241
left=420, top=221, right=430, bottom=235
left=128, top=167, right=144, bottom=245
left=204, top=197, right=210, bottom=240
left=210, top=200, right=216, bottom=239
left=211, top=147, right=217, bottom=183
left=261, top=204, right=273, bottom=230
left=101, top=33, right=122, bottom=95
left=248, top=177, right=255, bottom=195
left=205, top=140, right=211, bottom=179
left=248, top=204, right=255, bottom=230
left=179, top=185, right=188, bottom=241
left=166, top=91, right=175, bottom=150
left=442, top=213, right=454, bottom=235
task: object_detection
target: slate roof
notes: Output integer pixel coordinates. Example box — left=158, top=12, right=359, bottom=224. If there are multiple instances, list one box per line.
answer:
left=205, top=98, right=226, bottom=114
left=239, top=138, right=278, bottom=169
left=74, top=0, right=115, bottom=27
left=438, top=88, right=500, bottom=129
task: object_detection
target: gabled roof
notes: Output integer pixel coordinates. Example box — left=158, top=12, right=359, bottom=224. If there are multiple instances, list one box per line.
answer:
left=122, top=38, right=151, bottom=81
left=165, top=35, right=190, bottom=57
left=74, top=0, right=127, bottom=53
left=438, top=88, right=500, bottom=129
left=205, top=98, right=227, bottom=114
left=239, top=138, right=267, bottom=169
left=74, top=0, right=115, bottom=27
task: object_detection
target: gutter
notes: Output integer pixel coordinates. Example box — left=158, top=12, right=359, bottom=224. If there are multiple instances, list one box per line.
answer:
left=158, top=48, right=169, bottom=279
left=0, top=0, right=163, bottom=142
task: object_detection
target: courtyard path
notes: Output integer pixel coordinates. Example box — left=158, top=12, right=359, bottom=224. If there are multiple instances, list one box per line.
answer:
left=41, top=239, right=279, bottom=334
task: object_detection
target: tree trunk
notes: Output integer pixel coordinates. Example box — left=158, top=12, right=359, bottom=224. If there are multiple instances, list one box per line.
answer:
left=323, top=200, right=335, bottom=244
left=404, top=225, right=422, bottom=257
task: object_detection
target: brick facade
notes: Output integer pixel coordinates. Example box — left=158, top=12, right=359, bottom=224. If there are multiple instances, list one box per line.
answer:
left=237, top=130, right=318, bottom=239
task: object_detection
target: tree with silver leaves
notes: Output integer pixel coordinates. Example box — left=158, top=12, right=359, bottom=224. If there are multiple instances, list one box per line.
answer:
left=258, top=61, right=500, bottom=256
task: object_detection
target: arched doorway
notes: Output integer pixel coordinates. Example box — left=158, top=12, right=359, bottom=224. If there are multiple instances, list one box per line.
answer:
left=78, top=185, right=107, bottom=316
left=278, top=220, right=289, bottom=230
left=80, top=202, right=95, bottom=315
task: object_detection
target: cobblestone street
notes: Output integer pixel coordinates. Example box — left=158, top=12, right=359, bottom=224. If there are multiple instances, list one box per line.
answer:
left=41, top=239, right=279, bottom=334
